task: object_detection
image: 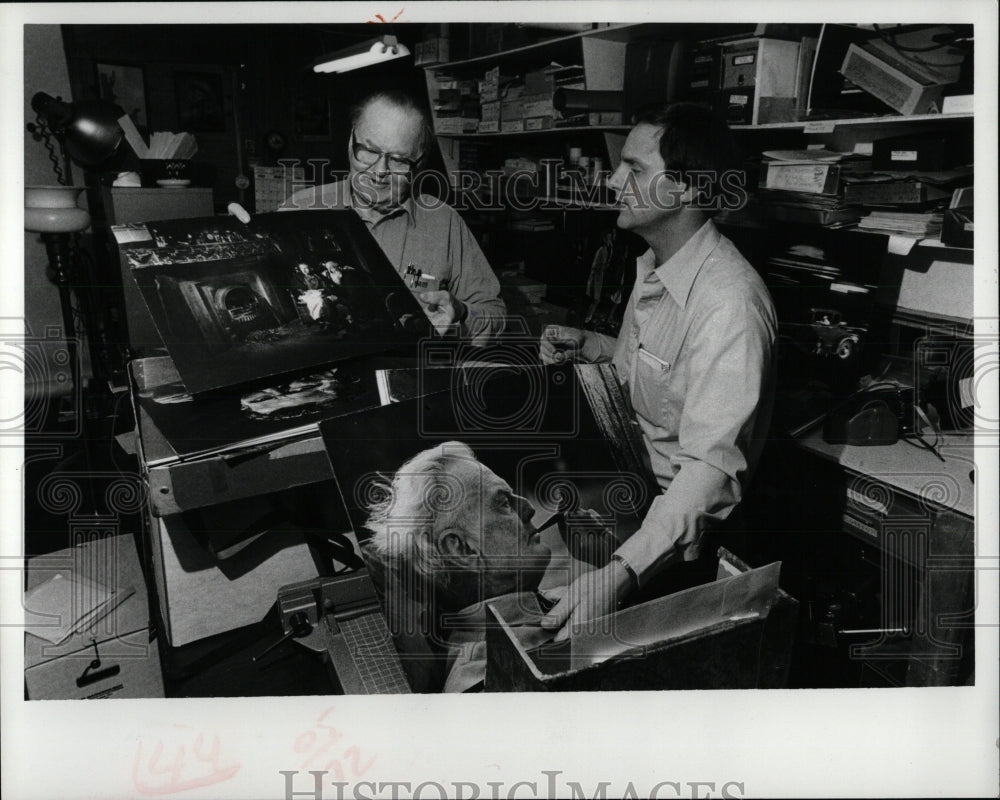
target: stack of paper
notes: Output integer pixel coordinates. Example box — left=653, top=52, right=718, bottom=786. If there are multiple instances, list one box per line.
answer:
left=761, top=148, right=856, bottom=163
left=754, top=149, right=870, bottom=226
left=116, top=113, right=198, bottom=160
left=147, top=131, right=199, bottom=160
left=24, top=572, right=135, bottom=645
left=858, top=210, right=944, bottom=237
left=841, top=166, right=972, bottom=208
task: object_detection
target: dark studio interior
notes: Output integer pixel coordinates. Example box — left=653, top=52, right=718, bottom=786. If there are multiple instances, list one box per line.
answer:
left=17, top=16, right=986, bottom=712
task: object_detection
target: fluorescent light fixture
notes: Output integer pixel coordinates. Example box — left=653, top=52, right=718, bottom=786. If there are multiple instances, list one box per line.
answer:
left=312, top=35, right=411, bottom=74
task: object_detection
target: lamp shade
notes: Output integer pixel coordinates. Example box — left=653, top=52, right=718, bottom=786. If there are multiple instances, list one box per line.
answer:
left=312, top=35, right=411, bottom=74
left=31, top=92, right=125, bottom=168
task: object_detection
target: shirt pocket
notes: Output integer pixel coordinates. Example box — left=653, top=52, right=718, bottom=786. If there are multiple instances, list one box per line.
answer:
left=630, top=344, right=680, bottom=433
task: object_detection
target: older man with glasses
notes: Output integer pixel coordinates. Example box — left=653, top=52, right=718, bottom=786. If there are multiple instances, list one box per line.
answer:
left=281, top=89, right=506, bottom=345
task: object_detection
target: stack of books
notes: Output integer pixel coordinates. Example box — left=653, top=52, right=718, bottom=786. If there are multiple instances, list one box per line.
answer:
left=841, top=166, right=972, bottom=208
left=753, top=149, right=870, bottom=227
left=857, top=210, right=945, bottom=238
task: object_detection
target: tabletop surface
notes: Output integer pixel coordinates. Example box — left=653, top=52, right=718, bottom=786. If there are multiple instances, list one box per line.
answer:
left=794, top=428, right=978, bottom=520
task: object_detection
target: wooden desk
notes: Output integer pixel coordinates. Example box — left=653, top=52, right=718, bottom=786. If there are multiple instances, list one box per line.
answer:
left=759, top=430, right=977, bottom=687
left=794, top=429, right=976, bottom=520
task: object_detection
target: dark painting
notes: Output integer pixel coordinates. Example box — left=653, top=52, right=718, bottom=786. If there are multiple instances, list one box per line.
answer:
left=117, top=210, right=431, bottom=395
left=174, top=70, right=226, bottom=132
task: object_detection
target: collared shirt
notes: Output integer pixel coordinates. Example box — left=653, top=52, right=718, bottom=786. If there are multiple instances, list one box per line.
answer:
left=280, top=179, right=506, bottom=344
left=442, top=591, right=553, bottom=693
left=586, top=219, right=777, bottom=587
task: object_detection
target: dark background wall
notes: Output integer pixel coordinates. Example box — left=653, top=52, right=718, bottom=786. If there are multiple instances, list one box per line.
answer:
left=58, top=23, right=437, bottom=210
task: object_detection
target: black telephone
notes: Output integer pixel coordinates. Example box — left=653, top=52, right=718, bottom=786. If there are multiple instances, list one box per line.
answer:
left=822, top=387, right=915, bottom=446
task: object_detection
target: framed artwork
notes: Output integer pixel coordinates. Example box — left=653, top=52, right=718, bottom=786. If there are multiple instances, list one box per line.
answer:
left=95, top=62, right=147, bottom=127
left=174, top=70, right=226, bottom=132
left=115, top=209, right=431, bottom=395
left=293, top=86, right=333, bottom=140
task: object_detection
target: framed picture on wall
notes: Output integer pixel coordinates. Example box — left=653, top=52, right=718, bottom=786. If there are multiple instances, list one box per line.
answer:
left=292, top=87, right=332, bottom=140
left=96, top=62, right=147, bottom=127
left=174, top=71, right=226, bottom=132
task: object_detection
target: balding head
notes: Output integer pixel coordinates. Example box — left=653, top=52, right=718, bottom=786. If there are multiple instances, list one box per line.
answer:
left=364, top=441, right=550, bottom=604
left=348, top=91, right=434, bottom=214
left=351, top=90, right=434, bottom=162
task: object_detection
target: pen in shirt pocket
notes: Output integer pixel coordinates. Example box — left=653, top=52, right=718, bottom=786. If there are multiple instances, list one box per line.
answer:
left=637, top=343, right=671, bottom=371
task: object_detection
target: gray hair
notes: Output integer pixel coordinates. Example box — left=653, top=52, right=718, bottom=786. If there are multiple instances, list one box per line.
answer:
left=364, top=441, right=476, bottom=583
left=350, top=89, right=435, bottom=162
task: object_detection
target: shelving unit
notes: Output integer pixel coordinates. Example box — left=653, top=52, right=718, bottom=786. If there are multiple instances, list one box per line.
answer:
left=429, top=125, right=632, bottom=139
left=731, top=111, right=973, bottom=130
left=419, top=22, right=975, bottom=337
left=424, top=23, right=754, bottom=179
left=432, top=24, right=644, bottom=70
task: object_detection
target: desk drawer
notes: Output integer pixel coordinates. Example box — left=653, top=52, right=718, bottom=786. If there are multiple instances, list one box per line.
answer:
left=841, top=473, right=935, bottom=569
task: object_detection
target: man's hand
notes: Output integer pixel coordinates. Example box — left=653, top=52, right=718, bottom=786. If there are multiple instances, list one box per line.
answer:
left=539, top=559, right=632, bottom=642
left=539, top=325, right=588, bottom=365
left=559, top=508, right=621, bottom=567
left=419, top=290, right=466, bottom=335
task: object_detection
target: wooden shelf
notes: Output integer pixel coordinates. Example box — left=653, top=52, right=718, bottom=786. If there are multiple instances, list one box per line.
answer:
left=427, top=22, right=756, bottom=71
left=731, top=112, right=973, bottom=131
left=426, top=24, right=642, bottom=70
left=435, top=126, right=631, bottom=139
left=539, top=195, right=619, bottom=211
left=471, top=190, right=618, bottom=212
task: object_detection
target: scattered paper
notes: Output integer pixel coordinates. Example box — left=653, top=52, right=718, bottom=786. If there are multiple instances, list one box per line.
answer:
left=888, top=235, right=919, bottom=256
left=24, top=572, right=110, bottom=645
left=762, top=148, right=848, bottom=162
left=148, top=131, right=198, bottom=160
left=110, top=222, right=153, bottom=245
left=117, top=114, right=150, bottom=159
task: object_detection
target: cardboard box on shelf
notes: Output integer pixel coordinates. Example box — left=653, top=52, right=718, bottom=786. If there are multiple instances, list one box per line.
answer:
left=524, top=116, right=555, bottom=131
left=481, top=66, right=501, bottom=102
left=500, top=97, right=523, bottom=121
left=589, top=111, right=623, bottom=126
left=415, top=37, right=449, bottom=66
left=435, top=118, right=461, bottom=135
left=718, top=37, right=801, bottom=125
left=521, top=94, right=555, bottom=119
left=840, top=40, right=952, bottom=116
left=480, top=100, right=501, bottom=122
left=761, top=161, right=851, bottom=194
left=524, top=68, right=556, bottom=96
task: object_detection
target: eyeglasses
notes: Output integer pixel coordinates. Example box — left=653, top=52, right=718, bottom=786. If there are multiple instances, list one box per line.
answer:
left=350, top=130, right=418, bottom=174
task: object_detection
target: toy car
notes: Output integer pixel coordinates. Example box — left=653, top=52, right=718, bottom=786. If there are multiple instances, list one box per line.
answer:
left=781, top=307, right=864, bottom=360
